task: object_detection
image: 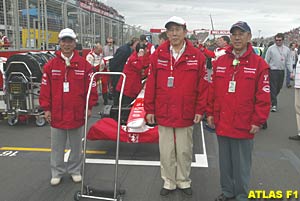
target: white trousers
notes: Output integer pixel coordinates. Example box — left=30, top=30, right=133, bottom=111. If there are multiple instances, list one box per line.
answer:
left=158, top=125, right=193, bottom=190
left=295, top=89, right=300, bottom=133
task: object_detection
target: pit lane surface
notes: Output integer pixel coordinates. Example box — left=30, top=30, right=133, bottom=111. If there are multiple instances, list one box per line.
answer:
left=0, top=87, right=300, bottom=201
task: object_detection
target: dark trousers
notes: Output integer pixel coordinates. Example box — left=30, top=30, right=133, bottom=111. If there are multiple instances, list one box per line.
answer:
left=217, top=136, right=254, bottom=201
left=111, top=75, right=120, bottom=93
left=270, top=70, right=284, bottom=107
left=113, top=92, right=134, bottom=106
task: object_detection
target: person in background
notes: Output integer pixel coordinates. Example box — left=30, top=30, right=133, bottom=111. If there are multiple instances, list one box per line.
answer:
left=0, top=32, right=10, bottom=49
left=262, top=41, right=274, bottom=59
left=289, top=55, right=300, bottom=140
left=199, top=35, right=230, bottom=62
left=287, top=42, right=298, bottom=88
left=144, top=16, right=208, bottom=197
left=103, top=36, right=118, bottom=57
left=115, top=43, right=150, bottom=106
left=39, top=28, right=98, bottom=186
left=86, top=42, right=103, bottom=75
left=207, top=21, right=270, bottom=201
left=86, top=43, right=109, bottom=105
left=103, top=37, right=119, bottom=101
left=140, top=34, right=155, bottom=54
left=265, top=33, right=293, bottom=112
left=75, top=41, right=83, bottom=56
left=156, top=31, right=168, bottom=48
left=109, top=37, right=139, bottom=105
left=252, top=41, right=263, bottom=56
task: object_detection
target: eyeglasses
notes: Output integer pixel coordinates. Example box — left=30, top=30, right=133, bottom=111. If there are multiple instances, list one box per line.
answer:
left=167, top=27, right=184, bottom=33
left=231, top=33, right=247, bottom=38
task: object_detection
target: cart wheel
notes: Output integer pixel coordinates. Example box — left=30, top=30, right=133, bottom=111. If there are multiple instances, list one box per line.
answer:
left=117, top=195, right=123, bottom=201
left=35, top=116, right=46, bottom=127
left=74, top=190, right=81, bottom=201
left=7, top=116, right=18, bottom=126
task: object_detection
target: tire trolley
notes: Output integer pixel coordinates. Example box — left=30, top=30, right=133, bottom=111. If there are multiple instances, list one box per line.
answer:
left=74, top=72, right=126, bottom=201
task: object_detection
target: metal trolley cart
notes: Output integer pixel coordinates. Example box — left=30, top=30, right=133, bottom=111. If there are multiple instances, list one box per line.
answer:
left=4, top=52, right=55, bottom=126
left=74, top=72, right=126, bottom=201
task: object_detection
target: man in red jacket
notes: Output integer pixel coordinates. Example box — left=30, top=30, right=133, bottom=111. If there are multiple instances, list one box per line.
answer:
left=199, top=35, right=230, bottom=61
left=115, top=43, right=149, bottom=106
left=207, top=21, right=270, bottom=201
left=144, top=16, right=208, bottom=197
left=39, top=28, right=98, bottom=186
left=0, top=32, right=10, bottom=49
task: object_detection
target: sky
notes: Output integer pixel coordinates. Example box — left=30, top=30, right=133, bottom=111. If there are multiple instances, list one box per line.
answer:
left=103, top=0, right=300, bottom=38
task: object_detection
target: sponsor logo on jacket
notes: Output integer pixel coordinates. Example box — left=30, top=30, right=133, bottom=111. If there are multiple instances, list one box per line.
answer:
left=51, top=69, right=61, bottom=76
left=244, top=67, right=256, bottom=74
left=157, top=59, right=168, bottom=67
left=186, top=60, right=198, bottom=66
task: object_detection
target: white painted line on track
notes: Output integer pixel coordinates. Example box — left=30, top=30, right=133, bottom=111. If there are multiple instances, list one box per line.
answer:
left=85, top=153, right=208, bottom=167
left=64, top=122, right=208, bottom=168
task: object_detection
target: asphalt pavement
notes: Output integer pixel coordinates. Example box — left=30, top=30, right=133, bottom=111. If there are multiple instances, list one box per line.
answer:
left=0, top=86, right=300, bottom=201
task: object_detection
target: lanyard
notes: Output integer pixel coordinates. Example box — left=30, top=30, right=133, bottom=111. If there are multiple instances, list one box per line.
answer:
left=232, top=68, right=239, bottom=81
left=169, top=42, right=186, bottom=75
left=61, top=52, right=74, bottom=67
left=61, top=52, right=74, bottom=82
left=231, top=58, right=240, bottom=81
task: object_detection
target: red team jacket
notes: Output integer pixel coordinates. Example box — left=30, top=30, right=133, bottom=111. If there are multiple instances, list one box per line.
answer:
left=144, top=39, right=208, bottom=127
left=39, top=50, right=98, bottom=129
left=207, top=44, right=271, bottom=139
left=116, top=52, right=150, bottom=98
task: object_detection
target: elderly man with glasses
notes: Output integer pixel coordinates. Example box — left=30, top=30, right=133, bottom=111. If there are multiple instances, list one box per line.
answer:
left=103, top=36, right=118, bottom=57
left=39, top=28, right=98, bottom=186
left=145, top=16, right=208, bottom=197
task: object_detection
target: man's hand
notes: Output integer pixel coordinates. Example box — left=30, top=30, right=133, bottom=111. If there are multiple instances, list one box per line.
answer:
left=290, top=72, right=295, bottom=80
left=87, top=109, right=92, bottom=118
left=137, top=49, right=145, bottom=57
left=193, top=114, right=203, bottom=124
left=44, top=111, right=51, bottom=123
left=250, top=125, right=260, bottom=134
left=146, top=114, right=155, bottom=124
left=206, top=116, right=215, bottom=129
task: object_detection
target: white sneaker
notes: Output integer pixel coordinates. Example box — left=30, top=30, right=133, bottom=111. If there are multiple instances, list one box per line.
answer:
left=71, top=174, right=82, bottom=183
left=50, top=177, right=61, bottom=186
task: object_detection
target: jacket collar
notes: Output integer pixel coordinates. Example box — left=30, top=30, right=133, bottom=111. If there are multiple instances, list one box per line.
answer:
left=226, top=43, right=254, bottom=59
left=55, top=50, right=81, bottom=63
left=158, top=39, right=196, bottom=59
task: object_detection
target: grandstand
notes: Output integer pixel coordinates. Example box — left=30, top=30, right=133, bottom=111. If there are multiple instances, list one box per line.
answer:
left=0, top=0, right=148, bottom=51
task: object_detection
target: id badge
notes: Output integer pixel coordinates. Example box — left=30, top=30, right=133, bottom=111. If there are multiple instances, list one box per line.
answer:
left=63, top=82, right=69, bottom=93
left=167, top=76, right=174, bottom=88
left=228, top=81, right=236, bottom=93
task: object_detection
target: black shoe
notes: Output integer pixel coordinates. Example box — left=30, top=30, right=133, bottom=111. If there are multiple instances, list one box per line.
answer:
left=289, top=135, right=300, bottom=140
left=287, top=84, right=292, bottom=88
left=180, top=187, right=192, bottom=196
left=160, top=188, right=174, bottom=196
left=215, top=193, right=235, bottom=201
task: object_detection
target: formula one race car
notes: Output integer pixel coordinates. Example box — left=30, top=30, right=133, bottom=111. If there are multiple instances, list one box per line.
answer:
left=88, top=86, right=159, bottom=143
